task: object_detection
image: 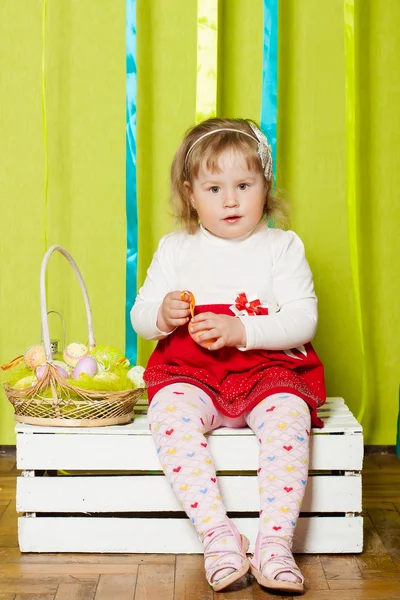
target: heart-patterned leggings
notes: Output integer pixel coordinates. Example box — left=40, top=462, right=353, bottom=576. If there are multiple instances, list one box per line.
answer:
left=148, top=382, right=311, bottom=547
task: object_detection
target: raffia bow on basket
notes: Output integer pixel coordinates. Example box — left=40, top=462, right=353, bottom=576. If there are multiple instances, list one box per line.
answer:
left=3, top=245, right=145, bottom=427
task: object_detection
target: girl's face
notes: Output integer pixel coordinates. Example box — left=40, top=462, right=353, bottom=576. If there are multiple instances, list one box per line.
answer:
left=186, top=149, right=266, bottom=239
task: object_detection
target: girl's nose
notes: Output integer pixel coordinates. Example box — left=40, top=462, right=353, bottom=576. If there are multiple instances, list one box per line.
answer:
left=223, top=190, right=239, bottom=208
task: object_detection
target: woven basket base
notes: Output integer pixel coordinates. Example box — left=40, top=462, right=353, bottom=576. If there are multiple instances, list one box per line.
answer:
left=14, top=412, right=134, bottom=428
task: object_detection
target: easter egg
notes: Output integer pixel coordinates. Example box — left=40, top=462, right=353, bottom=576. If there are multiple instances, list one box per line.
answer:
left=36, top=364, right=47, bottom=379
left=37, top=363, right=69, bottom=379
left=52, top=364, right=69, bottom=378
left=63, top=342, right=88, bottom=368
left=72, top=355, right=98, bottom=379
left=90, top=346, right=127, bottom=371
left=24, top=345, right=46, bottom=370
left=190, top=330, right=216, bottom=349
left=13, top=375, right=38, bottom=390
left=53, top=360, right=71, bottom=374
left=127, top=365, right=145, bottom=388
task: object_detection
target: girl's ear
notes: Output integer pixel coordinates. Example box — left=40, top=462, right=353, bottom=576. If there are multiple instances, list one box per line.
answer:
left=184, top=181, right=195, bottom=207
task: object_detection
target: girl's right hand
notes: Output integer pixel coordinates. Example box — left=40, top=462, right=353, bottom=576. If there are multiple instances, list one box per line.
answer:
left=157, top=291, right=191, bottom=333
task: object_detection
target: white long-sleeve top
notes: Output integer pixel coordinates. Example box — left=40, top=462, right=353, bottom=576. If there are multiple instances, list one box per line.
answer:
left=130, top=223, right=318, bottom=351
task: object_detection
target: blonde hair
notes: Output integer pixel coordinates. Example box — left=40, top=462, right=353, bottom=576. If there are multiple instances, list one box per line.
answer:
left=170, top=117, right=288, bottom=234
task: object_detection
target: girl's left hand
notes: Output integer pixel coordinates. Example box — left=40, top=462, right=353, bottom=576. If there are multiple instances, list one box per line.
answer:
left=189, top=313, right=246, bottom=351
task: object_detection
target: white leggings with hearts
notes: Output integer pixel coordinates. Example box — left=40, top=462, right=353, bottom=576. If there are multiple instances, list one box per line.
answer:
left=148, top=382, right=310, bottom=580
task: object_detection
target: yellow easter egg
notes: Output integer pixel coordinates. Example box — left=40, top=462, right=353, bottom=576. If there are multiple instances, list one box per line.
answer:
left=24, top=345, right=46, bottom=370
left=63, top=342, right=88, bottom=368
left=13, top=375, right=38, bottom=390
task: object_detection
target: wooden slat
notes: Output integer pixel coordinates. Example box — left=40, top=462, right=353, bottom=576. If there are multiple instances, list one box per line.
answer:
left=0, top=501, right=18, bottom=548
left=134, top=564, right=175, bottom=600
left=54, top=583, right=97, bottom=600
left=367, top=507, right=400, bottom=568
left=18, top=516, right=363, bottom=554
left=14, top=397, right=356, bottom=436
left=94, top=574, right=137, bottom=600
left=1, top=563, right=138, bottom=576
left=174, top=556, right=213, bottom=600
left=294, top=584, right=400, bottom=599
left=16, top=474, right=362, bottom=514
left=16, top=430, right=363, bottom=471
left=0, top=549, right=174, bottom=565
left=0, top=576, right=94, bottom=596
left=295, top=555, right=329, bottom=590
left=15, top=595, right=55, bottom=600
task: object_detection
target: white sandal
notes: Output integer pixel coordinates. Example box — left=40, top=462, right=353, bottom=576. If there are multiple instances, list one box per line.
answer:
left=249, top=533, right=304, bottom=594
left=202, top=518, right=250, bottom=591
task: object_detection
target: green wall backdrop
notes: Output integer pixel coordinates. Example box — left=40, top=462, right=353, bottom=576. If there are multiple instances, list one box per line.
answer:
left=0, top=0, right=399, bottom=445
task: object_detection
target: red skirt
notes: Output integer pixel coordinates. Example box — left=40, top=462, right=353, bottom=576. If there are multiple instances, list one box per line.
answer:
left=144, top=305, right=326, bottom=428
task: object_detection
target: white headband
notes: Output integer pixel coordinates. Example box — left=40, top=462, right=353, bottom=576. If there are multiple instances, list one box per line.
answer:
left=184, top=124, right=273, bottom=181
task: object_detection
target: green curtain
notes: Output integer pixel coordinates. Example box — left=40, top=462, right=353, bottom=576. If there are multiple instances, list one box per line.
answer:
left=0, top=0, right=399, bottom=445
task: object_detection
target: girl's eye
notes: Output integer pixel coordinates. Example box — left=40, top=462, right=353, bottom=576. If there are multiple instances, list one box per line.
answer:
left=210, top=186, right=220, bottom=193
left=238, top=183, right=249, bottom=191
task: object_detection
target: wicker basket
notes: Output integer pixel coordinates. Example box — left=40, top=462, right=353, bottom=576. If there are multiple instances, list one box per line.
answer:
left=4, top=245, right=145, bottom=427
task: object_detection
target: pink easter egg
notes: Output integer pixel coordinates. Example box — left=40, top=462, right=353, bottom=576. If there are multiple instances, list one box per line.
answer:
left=36, top=364, right=48, bottom=380
left=36, top=363, right=68, bottom=379
left=72, top=355, right=98, bottom=379
left=54, top=365, right=69, bottom=378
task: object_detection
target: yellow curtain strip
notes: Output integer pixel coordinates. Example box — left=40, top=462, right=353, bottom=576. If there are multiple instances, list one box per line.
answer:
left=196, top=0, right=218, bottom=123
left=42, top=0, right=50, bottom=309
left=344, top=0, right=367, bottom=422
left=42, top=0, right=48, bottom=253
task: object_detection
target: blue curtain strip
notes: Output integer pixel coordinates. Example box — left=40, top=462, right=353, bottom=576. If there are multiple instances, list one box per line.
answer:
left=261, top=0, right=278, bottom=179
left=125, top=0, right=138, bottom=364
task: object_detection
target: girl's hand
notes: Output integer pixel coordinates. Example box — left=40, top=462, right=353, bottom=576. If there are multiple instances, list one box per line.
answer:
left=157, top=291, right=191, bottom=333
left=189, top=313, right=246, bottom=351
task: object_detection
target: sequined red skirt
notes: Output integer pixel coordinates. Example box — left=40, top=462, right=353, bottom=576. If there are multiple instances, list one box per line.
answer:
left=144, top=305, right=326, bottom=428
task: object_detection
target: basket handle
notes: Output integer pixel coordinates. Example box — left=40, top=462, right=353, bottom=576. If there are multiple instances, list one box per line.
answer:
left=40, top=245, right=96, bottom=362
left=40, top=310, right=67, bottom=353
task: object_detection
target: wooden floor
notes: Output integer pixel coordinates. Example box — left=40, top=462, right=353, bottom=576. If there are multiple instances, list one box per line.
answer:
left=0, top=451, right=399, bottom=599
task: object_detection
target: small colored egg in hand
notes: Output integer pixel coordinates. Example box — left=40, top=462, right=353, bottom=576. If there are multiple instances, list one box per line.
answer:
left=190, top=330, right=216, bottom=349
left=72, top=356, right=98, bottom=379
left=180, top=290, right=195, bottom=318
left=24, top=345, right=46, bottom=370
left=64, top=342, right=88, bottom=367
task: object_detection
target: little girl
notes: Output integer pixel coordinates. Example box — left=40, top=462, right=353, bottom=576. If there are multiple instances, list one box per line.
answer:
left=131, top=117, right=326, bottom=594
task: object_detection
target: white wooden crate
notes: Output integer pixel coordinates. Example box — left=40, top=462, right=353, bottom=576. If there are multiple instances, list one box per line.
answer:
left=15, top=397, right=363, bottom=554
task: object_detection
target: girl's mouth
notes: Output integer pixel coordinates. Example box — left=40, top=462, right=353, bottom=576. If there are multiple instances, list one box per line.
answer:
left=224, top=216, right=241, bottom=223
